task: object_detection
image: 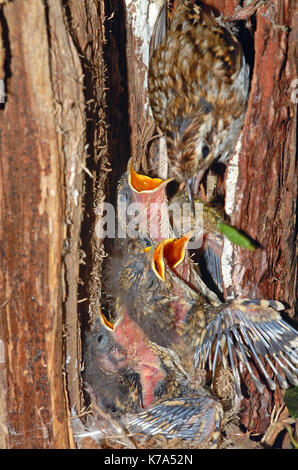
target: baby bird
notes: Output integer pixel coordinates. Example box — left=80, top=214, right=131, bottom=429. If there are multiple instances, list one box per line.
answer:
left=86, top=234, right=298, bottom=446
left=117, top=158, right=173, bottom=241
left=106, top=234, right=298, bottom=400
left=98, top=235, right=224, bottom=446
left=83, top=316, right=143, bottom=415
left=148, top=0, right=250, bottom=199
left=116, top=162, right=256, bottom=297
left=83, top=308, right=223, bottom=447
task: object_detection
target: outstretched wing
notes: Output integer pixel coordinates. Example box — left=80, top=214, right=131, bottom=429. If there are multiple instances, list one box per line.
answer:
left=195, top=299, right=298, bottom=397
left=125, top=393, right=223, bottom=447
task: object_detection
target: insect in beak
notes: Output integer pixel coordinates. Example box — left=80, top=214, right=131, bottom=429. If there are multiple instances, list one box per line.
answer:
left=186, top=178, right=195, bottom=216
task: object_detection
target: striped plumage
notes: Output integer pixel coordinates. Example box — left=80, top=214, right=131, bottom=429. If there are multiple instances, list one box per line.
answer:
left=148, top=0, right=250, bottom=195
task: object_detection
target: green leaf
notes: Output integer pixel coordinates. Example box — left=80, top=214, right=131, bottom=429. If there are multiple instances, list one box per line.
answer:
left=285, top=387, right=298, bottom=419
left=218, top=222, right=258, bottom=251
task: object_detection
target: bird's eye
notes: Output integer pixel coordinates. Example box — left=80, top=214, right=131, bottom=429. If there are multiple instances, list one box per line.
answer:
left=118, top=189, right=129, bottom=203
left=97, top=333, right=109, bottom=351
left=202, top=145, right=210, bottom=159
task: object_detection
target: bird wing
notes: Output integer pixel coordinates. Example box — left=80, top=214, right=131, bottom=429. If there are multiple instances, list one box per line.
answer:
left=125, top=393, right=223, bottom=447
left=149, top=1, right=168, bottom=61
left=195, top=299, right=298, bottom=397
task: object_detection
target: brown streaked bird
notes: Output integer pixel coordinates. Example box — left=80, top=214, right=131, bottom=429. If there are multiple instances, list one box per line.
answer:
left=148, top=0, right=250, bottom=200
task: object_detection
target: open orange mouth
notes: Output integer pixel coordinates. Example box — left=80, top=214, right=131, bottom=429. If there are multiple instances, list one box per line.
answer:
left=128, top=159, right=172, bottom=193
left=99, top=310, right=115, bottom=331
left=152, top=233, right=193, bottom=281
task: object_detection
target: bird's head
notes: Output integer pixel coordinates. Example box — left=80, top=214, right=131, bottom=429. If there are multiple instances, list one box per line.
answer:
left=166, top=110, right=215, bottom=207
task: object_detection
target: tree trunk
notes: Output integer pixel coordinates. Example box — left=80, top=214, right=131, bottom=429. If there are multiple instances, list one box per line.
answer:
left=222, top=0, right=297, bottom=434
left=0, top=0, right=110, bottom=448
left=223, top=0, right=297, bottom=311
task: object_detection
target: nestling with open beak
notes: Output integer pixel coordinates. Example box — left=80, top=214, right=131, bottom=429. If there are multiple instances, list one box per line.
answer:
left=88, top=235, right=224, bottom=446
left=85, top=232, right=298, bottom=446
left=106, top=234, right=298, bottom=402
left=117, top=158, right=173, bottom=241
left=118, top=162, right=257, bottom=295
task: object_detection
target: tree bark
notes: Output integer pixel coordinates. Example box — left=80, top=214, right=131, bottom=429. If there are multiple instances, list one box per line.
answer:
left=223, top=1, right=297, bottom=310
left=0, top=0, right=70, bottom=448
left=0, top=0, right=111, bottom=448
left=222, top=0, right=297, bottom=434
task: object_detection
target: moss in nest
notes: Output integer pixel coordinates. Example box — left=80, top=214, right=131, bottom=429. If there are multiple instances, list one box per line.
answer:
left=285, top=387, right=298, bottom=419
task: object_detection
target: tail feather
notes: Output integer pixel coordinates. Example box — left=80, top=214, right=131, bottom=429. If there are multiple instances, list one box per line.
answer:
left=229, top=324, right=266, bottom=394
left=225, top=326, right=247, bottom=395
left=263, top=354, right=287, bottom=389
left=274, top=352, right=298, bottom=385
left=211, top=319, right=224, bottom=378
left=202, top=241, right=224, bottom=295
